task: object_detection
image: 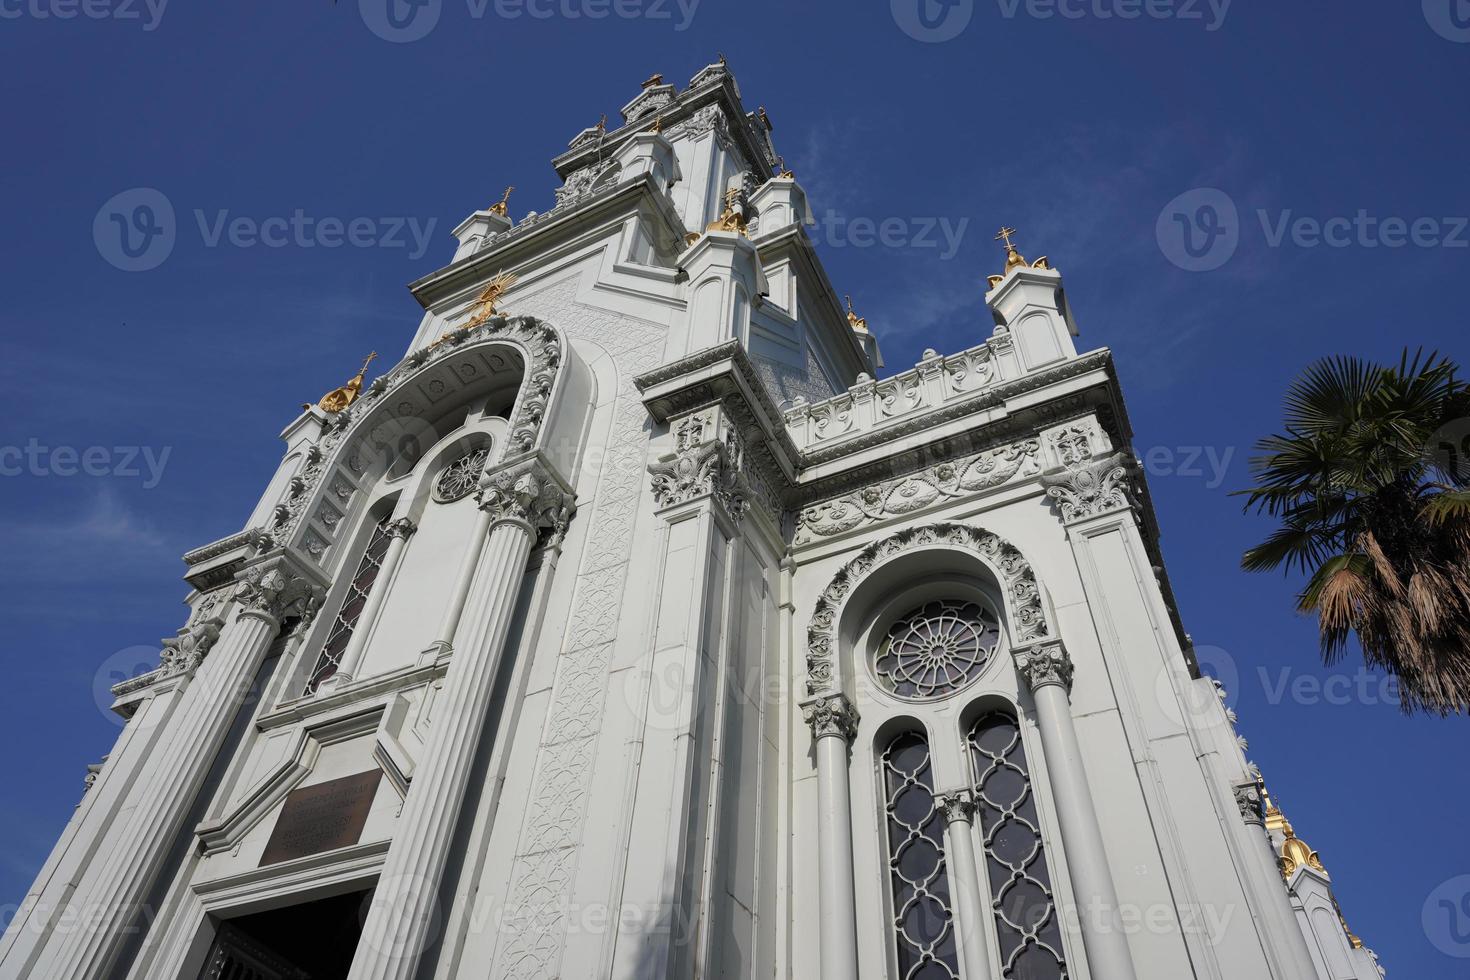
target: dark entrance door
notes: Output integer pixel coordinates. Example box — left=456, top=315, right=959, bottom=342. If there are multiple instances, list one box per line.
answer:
left=200, top=888, right=373, bottom=980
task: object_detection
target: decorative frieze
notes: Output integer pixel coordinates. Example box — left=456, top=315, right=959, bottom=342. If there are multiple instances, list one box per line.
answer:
left=1013, top=640, right=1075, bottom=693
left=801, top=692, right=860, bottom=742
left=795, top=439, right=1040, bottom=543
left=806, top=523, right=1049, bottom=697
left=1040, top=451, right=1137, bottom=524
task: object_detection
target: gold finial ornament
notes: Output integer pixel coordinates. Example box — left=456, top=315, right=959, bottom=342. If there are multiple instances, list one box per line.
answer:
left=776, top=156, right=794, bottom=179
left=845, top=295, right=869, bottom=333
left=597, top=113, right=608, bottom=132
left=641, top=73, right=664, bottom=89
left=987, top=225, right=1052, bottom=288
left=651, top=114, right=663, bottom=135
left=461, top=270, right=520, bottom=331
left=313, top=351, right=378, bottom=414
left=705, top=187, right=749, bottom=236
left=489, top=185, right=514, bottom=218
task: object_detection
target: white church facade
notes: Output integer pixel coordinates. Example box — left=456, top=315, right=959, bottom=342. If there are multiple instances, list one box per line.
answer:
left=1, top=61, right=1383, bottom=980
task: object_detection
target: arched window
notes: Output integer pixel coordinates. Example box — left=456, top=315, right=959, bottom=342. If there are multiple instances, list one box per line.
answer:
left=879, top=729, right=961, bottom=979
left=304, top=513, right=395, bottom=693
left=967, top=711, right=1068, bottom=979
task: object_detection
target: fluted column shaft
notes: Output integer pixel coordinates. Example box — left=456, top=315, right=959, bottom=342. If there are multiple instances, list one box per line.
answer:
left=937, top=790, right=991, bottom=980
left=346, top=503, right=540, bottom=980
left=1015, top=644, right=1137, bottom=980
left=802, top=693, right=860, bottom=980
left=321, top=518, right=416, bottom=690
left=43, top=563, right=311, bottom=980
left=430, top=508, right=495, bottom=653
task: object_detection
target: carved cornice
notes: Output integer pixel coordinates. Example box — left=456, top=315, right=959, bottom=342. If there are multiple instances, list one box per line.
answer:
left=796, top=438, right=1041, bottom=543
left=182, top=528, right=268, bottom=567
left=1040, top=451, right=1138, bottom=524
left=801, top=692, right=859, bottom=742
left=936, top=789, right=976, bottom=825
left=806, top=523, right=1050, bottom=697
left=1013, top=640, right=1074, bottom=693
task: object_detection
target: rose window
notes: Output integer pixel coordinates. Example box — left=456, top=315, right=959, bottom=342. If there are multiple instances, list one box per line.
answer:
left=874, top=599, right=1000, bottom=700
left=432, top=446, right=489, bottom=503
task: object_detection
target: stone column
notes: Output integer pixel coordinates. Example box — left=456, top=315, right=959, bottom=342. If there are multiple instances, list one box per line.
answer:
left=936, top=789, right=991, bottom=980
left=42, top=559, right=320, bottom=980
left=347, top=460, right=567, bottom=980
left=319, top=518, right=417, bottom=691
left=1232, top=783, right=1324, bottom=980
left=801, top=692, right=860, bottom=980
left=424, top=509, right=495, bottom=661
left=1014, top=641, right=1138, bottom=980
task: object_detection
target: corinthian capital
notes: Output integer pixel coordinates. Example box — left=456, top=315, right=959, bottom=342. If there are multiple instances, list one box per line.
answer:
left=233, top=559, right=322, bottom=625
left=1039, top=451, right=1137, bottom=524
left=1013, top=640, right=1075, bottom=693
left=385, top=517, right=418, bottom=540
left=801, top=692, right=859, bottom=743
left=477, top=458, right=572, bottom=535
left=936, top=789, right=976, bottom=825
left=647, top=406, right=747, bottom=523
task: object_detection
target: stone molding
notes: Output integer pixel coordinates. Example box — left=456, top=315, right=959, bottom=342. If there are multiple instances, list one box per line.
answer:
left=801, top=692, right=860, bottom=743
left=1013, top=640, right=1075, bottom=694
left=1040, top=451, right=1137, bottom=524
left=806, top=522, right=1050, bottom=697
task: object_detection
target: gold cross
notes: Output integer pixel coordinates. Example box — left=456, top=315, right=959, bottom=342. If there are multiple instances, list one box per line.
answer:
left=994, top=226, right=1018, bottom=250
left=359, top=351, right=379, bottom=375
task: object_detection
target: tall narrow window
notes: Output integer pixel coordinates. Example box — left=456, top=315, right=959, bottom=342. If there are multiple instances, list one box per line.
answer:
left=880, top=729, right=961, bottom=979
left=968, top=711, right=1069, bottom=979
left=305, top=514, right=394, bottom=693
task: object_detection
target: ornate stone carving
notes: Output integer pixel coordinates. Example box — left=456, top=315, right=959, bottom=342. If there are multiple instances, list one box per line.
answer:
left=1234, top=782, right=1266, bottom=826
left=385, top=517, right=418, bottom=540
left=1050, top=423, right=1095, bottom=466
left=806, top=522, right=1049, bottom=697
left=647, top=407, right=747, bottom=521
left=233, top=561, right=321, bottom=625
left=801, top=693, right=859, bottom=742
left=1040, top=451, right=1137, bottom=523
left=936, top=789, right=976, bottom=824
left=1013, top=641, right=1075, bottom=693
left=795, top=439, right=1041, bottom=543
left=476, top=460, right=571, bottom=534
left=554, top=160, right=622, bottom=208
left=158, top=616, right=224, bottom=675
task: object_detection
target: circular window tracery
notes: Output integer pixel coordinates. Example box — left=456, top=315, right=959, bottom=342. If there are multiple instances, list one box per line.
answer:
left=874, top=599, right=1001, bottom=700
left=432, top=446, right=490, bottom=503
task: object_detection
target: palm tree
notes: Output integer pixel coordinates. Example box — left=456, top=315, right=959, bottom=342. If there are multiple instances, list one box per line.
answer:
left=1238, top=349, right=1470, bottom=715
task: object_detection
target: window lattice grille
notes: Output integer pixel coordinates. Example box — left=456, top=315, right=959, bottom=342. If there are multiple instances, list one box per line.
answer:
left=968, top=711, right=1069, bottom=979
left=432, top=446, right=489, bottom=503
left=304, top=514, right=395, bottom=693
left=880, top=730, right=961, bottom=980
left=875, top=600, right=1001, bottom=700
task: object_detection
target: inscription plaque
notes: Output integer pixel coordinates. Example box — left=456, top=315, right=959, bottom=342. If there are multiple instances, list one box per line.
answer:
left=260, top=769, right=382, bottom=866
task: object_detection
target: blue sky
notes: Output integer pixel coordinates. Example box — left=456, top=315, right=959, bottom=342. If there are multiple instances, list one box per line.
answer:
left=1, top=1, right=1466, bottom=974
